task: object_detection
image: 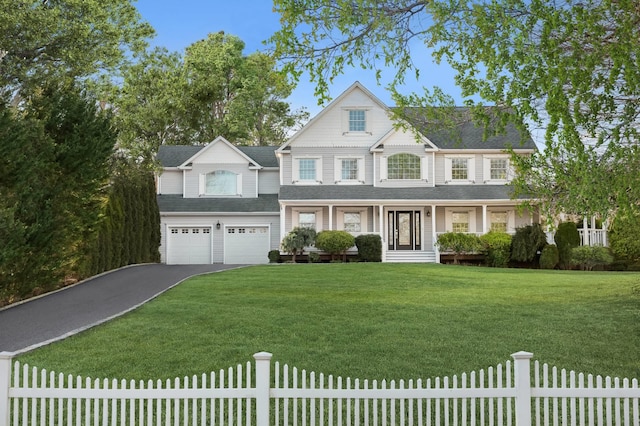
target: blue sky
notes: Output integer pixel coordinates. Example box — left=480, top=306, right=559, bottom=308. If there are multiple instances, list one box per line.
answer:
left=133, top=0, right=463, bottom=117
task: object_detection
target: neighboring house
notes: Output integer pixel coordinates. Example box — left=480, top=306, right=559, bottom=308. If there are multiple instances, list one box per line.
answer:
left=157, top=82, right=578, bottom=264
left=156, top=137, right=280, bottom=264
left=277, top=82, right=539, bottom=263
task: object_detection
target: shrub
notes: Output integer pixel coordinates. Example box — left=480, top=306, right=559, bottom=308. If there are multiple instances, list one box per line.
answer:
left=307, top=252, right=321, bottom=263
left=355, top=234, right=382, bottom=262
left=436, top=232, right=482, bottom=264
left=539, top=244, right=559, bottom=269
left=554, top=222, right=581, bottom=269
left=479, top=232, right=512, bottom=268
left=570, top=246, right=614, bottom=271
left=315, top=230, right=355, bottom=261
left=609, top=210, right=640, bottom=263
left=281, top=227, right=316, bottom=263
left=267, top=249, right=281, bottom=263
left=511, top=224, right=548, bottom=264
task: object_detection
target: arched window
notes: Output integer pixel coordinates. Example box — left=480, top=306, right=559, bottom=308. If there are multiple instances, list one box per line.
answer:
left=387, top=153, right=421, bottom=180
left=206, top=170, right=237, bottom=195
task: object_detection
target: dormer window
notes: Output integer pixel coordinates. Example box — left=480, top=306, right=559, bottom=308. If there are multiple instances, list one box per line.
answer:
left=349, top=110, right=366, bottom=132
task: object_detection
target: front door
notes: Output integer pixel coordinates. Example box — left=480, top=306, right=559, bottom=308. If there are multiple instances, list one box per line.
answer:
left=388, top=210, right=421, bottom=251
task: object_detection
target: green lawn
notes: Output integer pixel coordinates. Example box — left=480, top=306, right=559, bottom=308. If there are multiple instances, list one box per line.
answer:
left=17, top=264, right=640, bottom=382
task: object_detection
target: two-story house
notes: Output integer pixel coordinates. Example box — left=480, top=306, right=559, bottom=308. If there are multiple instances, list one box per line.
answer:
left=277, top=82, right=538, bottom=262
left=156, top=82, right=540, bottom=264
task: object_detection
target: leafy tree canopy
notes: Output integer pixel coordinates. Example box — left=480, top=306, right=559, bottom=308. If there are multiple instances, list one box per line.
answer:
left=0, top=0, right=154, bottom=99
left=269, top=0, right=640, bottom=218
left=106, top=33, right=308, bottom=163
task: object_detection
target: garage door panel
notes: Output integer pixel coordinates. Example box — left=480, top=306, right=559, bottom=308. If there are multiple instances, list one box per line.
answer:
left=224, top=226, right=270, bottom=264
left=168, top=227, right=211, bottom=264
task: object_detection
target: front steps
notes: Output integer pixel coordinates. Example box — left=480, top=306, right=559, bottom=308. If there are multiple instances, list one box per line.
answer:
left=384, top=251, right=437, bottom=263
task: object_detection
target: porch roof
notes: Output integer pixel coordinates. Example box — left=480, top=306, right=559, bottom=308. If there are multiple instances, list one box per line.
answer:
left=157, top=194, right=280, bottom=213
left=279, top=185, right=528, bottom=202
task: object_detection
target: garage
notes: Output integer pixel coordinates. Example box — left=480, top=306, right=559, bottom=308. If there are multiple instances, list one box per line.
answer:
left=224, top=226, right=270, bottom=264
left=167, top=227, right=212, bottom=264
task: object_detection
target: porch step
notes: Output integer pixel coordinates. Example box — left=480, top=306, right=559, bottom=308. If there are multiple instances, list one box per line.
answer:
left=385, top=251, right=437, bottom=263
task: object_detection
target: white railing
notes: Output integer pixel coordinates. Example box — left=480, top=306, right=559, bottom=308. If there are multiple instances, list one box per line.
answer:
left=1, top=351, right=639, bottom=425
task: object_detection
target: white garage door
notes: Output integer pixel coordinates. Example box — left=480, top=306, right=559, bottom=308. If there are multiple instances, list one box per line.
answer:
left=224, top=226, right=270, bottom=264
left=167, top=227, right=212, bottom=264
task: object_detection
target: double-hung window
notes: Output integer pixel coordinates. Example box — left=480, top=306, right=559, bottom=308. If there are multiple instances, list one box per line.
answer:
left=445, top=156, right=475, bottom=184
left=348, top=110, right=366, bottom=132
left=294, top=157, right=322, bottom=183
left=342, top=159, right=358, bottom=180
left=490, top=211, right=508, bottom=232
left=298, top=212, right=317, bottom=229
left=483, top=155, right=511, bottom=183
left=343, top=212, right=361, bottom=232
left=452, top=212, right=470, bottom=233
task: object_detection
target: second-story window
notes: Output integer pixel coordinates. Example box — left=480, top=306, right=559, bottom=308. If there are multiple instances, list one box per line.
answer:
left=348, top=110, right=366, bottom=132
left=299, top=159, right=317, bottom=181
left=205, top=170, right=238, bottom=195
left=388, top=153, right=421, bottom=180
left=451, top=158, right=468, bottom=180
left=341, top=159, right=358, bottom=180
left=490, top=158, right=508, bottom=180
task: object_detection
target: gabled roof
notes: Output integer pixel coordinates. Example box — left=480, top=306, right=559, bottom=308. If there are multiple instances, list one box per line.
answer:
left=277, top=81, right=389, bottom=152
left=157, top=143, right=279, bottom=168
left=401, top=107, right=537, bottom=150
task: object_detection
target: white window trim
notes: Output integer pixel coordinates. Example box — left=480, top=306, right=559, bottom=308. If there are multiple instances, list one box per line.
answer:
left=292, top=156, right=323, bottom=184
left=334, top=156, right=365, bottom=184
left=341, top=107, right=372, bottom=135
left=336, top=208, right=368, bottom=234
left=198, top=171, right=242, bottom=197
left=292, top=208, right=324, bottom=231
left=444, top=155, right=476, bottom=184
left=487, top=208, right=516, bottom=233
left=482, top=155, right=513, bottom=184
left=381, top=153, right=424, bottom=181
left=445, top=208, right=477, bottom=233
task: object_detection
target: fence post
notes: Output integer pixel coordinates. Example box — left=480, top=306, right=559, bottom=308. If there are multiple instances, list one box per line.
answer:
left=0, top=352, right=13, bottom=426
left=512, top=351, right=534, bottom=426
left=254, top=351, right=273, bottom=426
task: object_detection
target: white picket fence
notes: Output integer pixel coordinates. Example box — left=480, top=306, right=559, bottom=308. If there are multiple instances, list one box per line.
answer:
left=1, top=350, right=639, bottom=425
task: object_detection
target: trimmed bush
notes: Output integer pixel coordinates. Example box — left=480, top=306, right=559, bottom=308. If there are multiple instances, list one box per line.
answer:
left=436, top=232, right=482, bottom=264
left=554, top=222, right=581, bottom=269
left=355, top=234, right=382, bottom=262
left=511, top=224, right=548, bottom=264
left=539, top=244, right=559, bottom=269
left=307, top=252, right=321, bottom=263
left=570, top=246, right=614, bottom=271
left=315, top=230, right=355, bottom=261
left=479, top=232, right=512, bottom=268
left=609, top=210, right=640, bottom=264
left=268, top=250, right=281, bottom=263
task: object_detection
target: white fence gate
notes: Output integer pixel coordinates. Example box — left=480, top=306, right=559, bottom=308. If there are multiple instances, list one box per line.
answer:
left=1, top=350, right=639, bottom=425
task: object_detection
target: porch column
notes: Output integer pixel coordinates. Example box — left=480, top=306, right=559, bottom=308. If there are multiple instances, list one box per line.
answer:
left=603, top=218, right=608, bottom=246
left=279, top=204, right=286, bottom=244
left=482, top=205, right=488, bottom=235
left=431, top=205, right=439, bottom=262
left=583, top=216, right=589, bottom=246
left=329, top=205, right=333, bottom=230
left=379, top=205, right=385, bottom=262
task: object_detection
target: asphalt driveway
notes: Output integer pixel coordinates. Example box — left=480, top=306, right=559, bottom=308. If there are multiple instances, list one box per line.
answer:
left=0, top=264, right=242, bottom=353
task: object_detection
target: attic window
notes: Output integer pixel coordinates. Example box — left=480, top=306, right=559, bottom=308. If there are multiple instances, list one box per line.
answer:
left=349, top=110, right=366, bottom=132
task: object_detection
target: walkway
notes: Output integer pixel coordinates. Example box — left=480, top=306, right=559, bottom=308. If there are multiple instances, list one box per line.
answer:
left=0, top=264, right=241, bottom=353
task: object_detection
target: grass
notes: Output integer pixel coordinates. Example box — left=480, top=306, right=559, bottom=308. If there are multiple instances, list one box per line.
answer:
left=17, top=263, right=640, bottom=382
